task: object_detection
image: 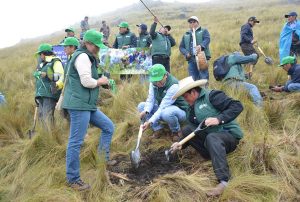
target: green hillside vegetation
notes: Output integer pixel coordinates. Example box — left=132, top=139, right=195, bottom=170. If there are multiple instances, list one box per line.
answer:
left=0, top=0, right=299, bottom=201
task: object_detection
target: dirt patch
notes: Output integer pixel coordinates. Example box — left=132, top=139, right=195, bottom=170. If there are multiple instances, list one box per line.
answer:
left=108, top=149, right=188, bottom=185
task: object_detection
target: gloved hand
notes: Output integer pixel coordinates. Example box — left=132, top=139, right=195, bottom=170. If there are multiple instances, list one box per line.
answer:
left=56, top=80, right=64, bottom=90
left=33, top=71, right=42, bottom=79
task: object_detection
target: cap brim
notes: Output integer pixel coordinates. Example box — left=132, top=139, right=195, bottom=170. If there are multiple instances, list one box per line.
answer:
left=149, top=75, right=164, bottom=82
left=136, top=24, right=140, bottom=27
left=255, top=20, right=260, bottom=23
left=99, top=44, right=108, bottom=49
left=172, top=80, right=207, bottom=100
left=285, top=15, right=290, bottom=18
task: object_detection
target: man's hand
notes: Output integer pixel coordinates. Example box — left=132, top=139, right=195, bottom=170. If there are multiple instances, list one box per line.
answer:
left=97, top=76, right=109, bottom=86
left=154, top=16, right=159, bottom=23
left=122, top=45, right=130, bottom=49
left=271, top=86, right=284, bottom=92
left=205, top=117, right=220, bottom=127
left=196, top=45, right=202, bottom=54
left=142, top=121, right=151, bottom=131
left=186, top=53, right=192, bottom=60
left=251, top=39, right=257, bottom=44
left=170, top=142, right=182, bottom=153
left=140, top=111, right=147, bottom=120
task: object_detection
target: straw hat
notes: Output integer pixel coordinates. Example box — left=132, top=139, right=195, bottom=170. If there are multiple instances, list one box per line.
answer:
left=172, top=77, right=207, bottom=99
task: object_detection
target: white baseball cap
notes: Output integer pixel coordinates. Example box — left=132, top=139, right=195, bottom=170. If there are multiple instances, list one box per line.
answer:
left=188, top=16, right=199, bottom=23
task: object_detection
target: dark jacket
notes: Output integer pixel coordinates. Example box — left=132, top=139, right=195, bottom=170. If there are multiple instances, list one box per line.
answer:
left=240, top=23, right=253, bottom=45
left=137, top=31, right=152, bottom=48
left=283, top=63, right=300, bottom=92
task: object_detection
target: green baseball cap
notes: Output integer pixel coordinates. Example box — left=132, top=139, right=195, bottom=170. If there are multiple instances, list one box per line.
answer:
left=279, top=56, right=296, bottom=67
left=118, top=22, right=129, bottom=28
left=60, top=37, right=80, bottom=47
left=65, top=27, right=75, bottom=33
left=35, top=43, right=52, bottom=55
left=149, top=64, right=167, bottom=82
left=83, top=29, right=107, bottom=49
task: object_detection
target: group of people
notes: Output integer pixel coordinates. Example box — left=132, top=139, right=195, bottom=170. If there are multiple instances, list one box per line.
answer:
left=31, top=11, right=300, bottom=197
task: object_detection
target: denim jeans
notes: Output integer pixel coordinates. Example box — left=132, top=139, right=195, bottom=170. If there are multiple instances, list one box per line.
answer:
left=0, top=93, right=6, bottom=105
left=229, top=81, right=263, bottom=107
left=66, top=109, right=114, bottom=183
left=286, top=80, right=300, bottom=92
left=36, top=97, right=57, bottom=126
left=138, top=102, right=186, bottom=132
left=188, top=58, right=209, bottom=80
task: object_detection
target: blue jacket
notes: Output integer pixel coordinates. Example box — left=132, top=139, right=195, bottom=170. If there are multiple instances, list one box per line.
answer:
left=240, top=23, right=253, bottom=45
left=283, top=63, right=300, bottom=92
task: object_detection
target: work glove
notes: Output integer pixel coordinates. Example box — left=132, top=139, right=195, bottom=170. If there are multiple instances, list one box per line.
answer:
left=33, top=71, right=42, bottom=79
left=56, top=80, right=64, bottom=90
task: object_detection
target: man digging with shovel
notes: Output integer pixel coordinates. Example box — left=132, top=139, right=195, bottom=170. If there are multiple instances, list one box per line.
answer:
left=169, top=76, right=244, bottom=197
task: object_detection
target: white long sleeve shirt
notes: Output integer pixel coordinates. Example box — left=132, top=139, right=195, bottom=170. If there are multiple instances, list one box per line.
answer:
left=75, top=53, right=98, bottom=88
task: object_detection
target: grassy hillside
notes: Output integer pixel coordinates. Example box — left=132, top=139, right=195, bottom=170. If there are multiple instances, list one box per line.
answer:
left=0, top=0, right=299, bottom=201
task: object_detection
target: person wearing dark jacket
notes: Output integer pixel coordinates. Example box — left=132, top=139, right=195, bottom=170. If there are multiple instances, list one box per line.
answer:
left=150, top=17, right=176, bottom=73
left=136, top=23, right=151, bottom=48
left=179, top=16, right=211, bottom=80
left=271, top=56, right=300, bottom=92
left=113, top=22, right=137, bottom=49
left=170, top=76, right=244, bottom=197
left=240, top=16, right=260, bottom=79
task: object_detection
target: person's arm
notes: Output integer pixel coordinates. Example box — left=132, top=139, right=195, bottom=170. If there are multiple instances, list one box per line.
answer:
left=53, top=60, right=64, bottom=90
left=75, top=53, right=98, bottom=88
left=144, top=83, right=155, bottom=113
left=148, top=83, right=178, bottom=123
left=208, top=90, right=243, bottom=124
left=147, top=35, right=152, bottom=47
left=240, top=25, right=252, bottom=44
left=150, top=23, right=158, bottom=39
left=230, top=53, right=257, bottom=66
left=167, top=34, right=176, bottom=47
left=112, top=38, right=118, bottom=49
left=200, top=29, right=210, bottom=50
left=130, top=33, right=137, bottom=48
left=179, top=35, right=189, bottom=57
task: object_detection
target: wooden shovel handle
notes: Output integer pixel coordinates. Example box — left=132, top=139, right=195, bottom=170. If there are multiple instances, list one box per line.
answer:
left=179, top=132, right=196, bottom=146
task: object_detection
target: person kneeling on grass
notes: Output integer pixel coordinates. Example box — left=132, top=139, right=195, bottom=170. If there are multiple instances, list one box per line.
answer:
left=271, top=56, right=300, bottom=92
left=138, top=64, right=189, bottom=141
left=62, top=30, right=116, bottom=191
left=170, top=76, right=244, bottom=197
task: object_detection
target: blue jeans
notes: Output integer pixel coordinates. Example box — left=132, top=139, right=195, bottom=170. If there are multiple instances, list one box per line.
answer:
left=66, top=109, right=114, bottom=183
left=138, top=102, right=186, bottom=132
left=286, top=80, right=300, bottom=92
left=0, top=93, right=6, bottom=105
left=229, top=81, right=263, bottom=107
left=188, top=58, right=209, bottom=80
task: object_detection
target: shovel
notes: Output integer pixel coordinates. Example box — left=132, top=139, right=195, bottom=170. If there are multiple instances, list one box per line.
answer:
left=28, top=99, right=39, bottom=139
left=256, top=44, right=273, bottom=65
left=130, top=121, right=145, bottom=169
left=165, top=120, right=208, bottom=161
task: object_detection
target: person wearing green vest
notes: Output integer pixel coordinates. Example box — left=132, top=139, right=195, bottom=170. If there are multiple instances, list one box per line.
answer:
left=136, top=23, right=151, bottom=48
left=138, top=64, right=188, bottom=141
left=112, top=22, right=137, bottom=49
left=61, top=37, right=80, bottom=61
left=62, top=30, right=116, bottom=191
left=60, top=27, right=77, bottom=44
left=170, top=76, right=244, bottom=197
left=222, top=52, right=263, bottom=106
left=150, top=17, right=176, bottom=73
left=33, top=43, right=64, bottom=126
left=179, top=16, right=211, bottom=80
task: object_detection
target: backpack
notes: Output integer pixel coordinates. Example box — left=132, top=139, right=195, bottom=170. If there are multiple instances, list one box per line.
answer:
left=213, top=55, right=230, bottom=81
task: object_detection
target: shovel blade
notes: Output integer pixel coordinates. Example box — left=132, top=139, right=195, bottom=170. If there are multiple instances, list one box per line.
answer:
left=130, top=149, right=141, bottom=169
left=165, top=150, right=170, bottom=161
left=265, top=57, right=273, bottom=65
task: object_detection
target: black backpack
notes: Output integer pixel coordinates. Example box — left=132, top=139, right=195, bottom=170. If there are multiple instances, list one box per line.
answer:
left=213, top=55, right=230, bottom=81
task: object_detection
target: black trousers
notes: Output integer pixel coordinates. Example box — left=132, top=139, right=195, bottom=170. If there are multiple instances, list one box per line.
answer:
left=240, top=43, right=259, bottom=65
left=182, top=125, right=239, bottom=182
left=152, top=55, right=170, bottom=73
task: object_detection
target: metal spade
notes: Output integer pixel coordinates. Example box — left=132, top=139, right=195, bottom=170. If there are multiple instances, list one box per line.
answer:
left=130, top=124, right=144, bottom=169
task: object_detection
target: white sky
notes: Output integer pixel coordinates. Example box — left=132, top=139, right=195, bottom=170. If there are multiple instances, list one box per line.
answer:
left=0, top=0, right=207, bottom=48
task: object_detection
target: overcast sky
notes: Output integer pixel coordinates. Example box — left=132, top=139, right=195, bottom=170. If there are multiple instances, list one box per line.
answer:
left=0, top=0, right=208, bottom=48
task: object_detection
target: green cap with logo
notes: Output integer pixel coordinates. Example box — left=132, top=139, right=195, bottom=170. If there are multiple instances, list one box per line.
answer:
left=83, top=29, right=107, bottom=49
left=279, top=56, right=296, bottom=67
left=35, top=43, right=52, bottom=55
left=118, top=21, right=129, bottom=28
left=60, top=37, right=80, bottom=47
left=149, top=64, right=167, bottom=82
left=65, top=27, right=75, bottom=33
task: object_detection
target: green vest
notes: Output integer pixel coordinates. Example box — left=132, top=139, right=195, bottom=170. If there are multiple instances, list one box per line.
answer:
left=116, top=32, right=134, bottom=48
left=137, top=34, right=149, bottom=48
left=183, top=27, right=211, bottom=58
left=151, top=33, right=171, bottom=56
left=153, top=74, right=189, bottom=112
left=62, top=48, right=99, bottom=111
left=35, top=57, right=62, bottom=100
left=188, top=89, right=243, bottom=139
left=223, top=55, right=246, bottom=81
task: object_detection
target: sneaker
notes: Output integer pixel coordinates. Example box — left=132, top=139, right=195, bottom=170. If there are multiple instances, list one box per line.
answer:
left=206, top=183, right=226, bottom=197
left=69, top=179, right=91, bottom=191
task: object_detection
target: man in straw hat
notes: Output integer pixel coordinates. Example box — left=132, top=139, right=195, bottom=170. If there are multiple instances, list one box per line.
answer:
left=170, top=76, right=244, bottom=197
left=138, top=64, right=189, bottom=141
left=179, top=16, right=211, bottom=80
